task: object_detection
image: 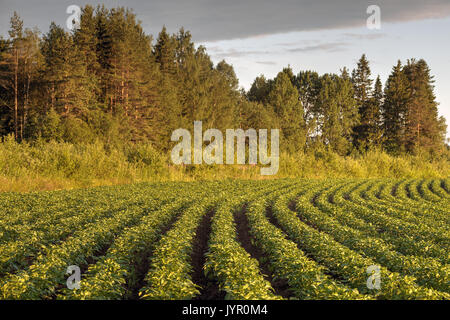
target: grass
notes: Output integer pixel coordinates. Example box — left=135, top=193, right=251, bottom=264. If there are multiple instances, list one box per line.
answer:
left=0, top=136, right=448, bottom=192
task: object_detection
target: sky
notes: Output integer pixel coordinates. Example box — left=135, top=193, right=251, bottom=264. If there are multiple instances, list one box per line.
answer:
left=1, top=0, right=449, bottom=139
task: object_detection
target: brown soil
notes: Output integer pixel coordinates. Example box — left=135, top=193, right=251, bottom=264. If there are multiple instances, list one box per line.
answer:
left=265, top=204, right=345, bottom=282
left=127, top=210, right=183, bottom=300
left=441, top=180, right=449, bottom=194
left=234, top=205, right=294, bottom=299
left=191, top=209, right=225, bottom=300
left=288, top=199, right=297, bottom=211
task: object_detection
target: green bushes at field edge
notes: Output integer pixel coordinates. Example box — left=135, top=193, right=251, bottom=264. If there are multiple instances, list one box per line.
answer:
left=0, top=136, right=448, bottom=192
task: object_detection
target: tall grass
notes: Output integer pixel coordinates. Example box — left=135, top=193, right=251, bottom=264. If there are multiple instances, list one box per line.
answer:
left=0, top=135, right=448, bottom=192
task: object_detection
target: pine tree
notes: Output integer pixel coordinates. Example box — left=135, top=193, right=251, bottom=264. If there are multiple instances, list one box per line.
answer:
left=41, top=23, right=94, bottom=117
left=316, top=73, right=358, bottom=154
left=0, top=37, right=12, bottom=136
left=247, top=75, right=271, bottom=104
left=382, top=60, right=409, bottom=153
left=352, top=54, right=374, bottom=150
left=0, top=13, right=42, bottom=141
left=403, top=59, right=446, bottom=154
left=154, top=26, right=177, bottom=76
left=95, top=5, right=113, bottom=109
left=268, top=69, right=305, bottom=152
left=294, top=70, right=321, bottom=138
left=0, top=12, right=24, bottom=140
left=19, top=28, right=42, bottom=140
left=73, top=5, right=99, bottom=76
left=366, top=75, right=384, bottom=146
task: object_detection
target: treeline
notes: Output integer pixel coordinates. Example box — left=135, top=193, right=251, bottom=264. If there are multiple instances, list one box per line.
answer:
left=246, top=56, right=447, bottom=156
left=0, top=5, right=448, bottom=157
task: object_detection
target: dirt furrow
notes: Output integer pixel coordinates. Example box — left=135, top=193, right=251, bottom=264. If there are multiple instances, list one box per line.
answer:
left=234, top=205, right=294, bottom=299
left=191, top=209, right=225, bottom=300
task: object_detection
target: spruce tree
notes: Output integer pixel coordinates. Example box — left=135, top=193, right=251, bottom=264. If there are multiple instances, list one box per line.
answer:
left=41, top=23, right=94, bottom=117
left=247, top=75, right=271, bottom=104
left=268, top=69, right=305, bottom=153
left=366, top=75, right=384, bottom=146
left=154, top=26, right=177, bottom=76
left=403, top=59, right=446, bottom=154
left=352, top=54, right=374, bottom=150
left=316, top=73, right=358, bottom=155
left=382, top=60, right=409, bottom=153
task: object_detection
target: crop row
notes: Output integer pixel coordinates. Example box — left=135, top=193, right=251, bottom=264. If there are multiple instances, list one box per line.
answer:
left=244, top=182, right=366, bottom=300
left=290, top=182, right=449, bottom=293
left=272, top=186, right=448, bottom=299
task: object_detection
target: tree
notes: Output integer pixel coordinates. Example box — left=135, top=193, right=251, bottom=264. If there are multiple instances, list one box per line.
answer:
left=74, top=5, right=100, bottom=77
left=0, top=13, right=42, bottom=141
left=236, top=99, right=278, bottom=131
left=0, top=8, right=446, bottom=159
left=382, top=60, right=409, bottom=153
left=94, top=5, right=113, bottom=109
left=0, top=12, right=24, bottom=140
left=366, top=75, right=384, bottom=147
left=403, top=59, right=446, bottom=154
left=9, top=12, right=22, bottom=140
left=247, top=75, right=271, bottom=104
left=315, top=73, right=359, bottom=154
left=154, top=26, right=177, bottom=76
left=40, top=107, right=62, bottom=141
left=19, top=28, right=42, bottom=140
left=352, top=54, right=374, bottom=150
left=294, top=70, right=321, bottom=140
left=268, top=69, right=305, bottom=152
left=41, top=23, right=95, bottom=117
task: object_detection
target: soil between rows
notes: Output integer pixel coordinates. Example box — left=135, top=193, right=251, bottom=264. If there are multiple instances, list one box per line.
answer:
left=127, top=208, right=185, bottom=299
left=234, top=205, right=294, bottom=299
left=266, top=202, right=346, bottom=283
left=191, top=209, right=225, bottom=300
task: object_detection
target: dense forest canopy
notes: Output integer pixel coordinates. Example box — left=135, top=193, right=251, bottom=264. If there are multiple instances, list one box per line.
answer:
left=0, top=5, right=448, bottom=157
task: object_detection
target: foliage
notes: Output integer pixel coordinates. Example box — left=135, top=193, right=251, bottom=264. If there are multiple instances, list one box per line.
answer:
left=0, top=9, right=446, bottom=158
left=0, top=178, right=448, bottom=300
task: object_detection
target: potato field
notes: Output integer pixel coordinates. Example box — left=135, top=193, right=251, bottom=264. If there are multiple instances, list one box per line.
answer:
left=0, top=179, right=448, bottom=300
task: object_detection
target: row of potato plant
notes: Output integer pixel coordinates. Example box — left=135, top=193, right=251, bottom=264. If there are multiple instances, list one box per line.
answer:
left=244, top=182, right=367, bottom=300
left=272, top=187, right=449, bottom=300
left=290, top=183, right=449, bottom=293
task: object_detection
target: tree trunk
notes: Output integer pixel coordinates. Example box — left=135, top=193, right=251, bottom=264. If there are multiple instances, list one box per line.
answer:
left=14, top=48, right=18, bottom=141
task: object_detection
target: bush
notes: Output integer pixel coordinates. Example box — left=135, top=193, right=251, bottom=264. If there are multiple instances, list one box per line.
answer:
left=0, top=138, right=448, bottom=192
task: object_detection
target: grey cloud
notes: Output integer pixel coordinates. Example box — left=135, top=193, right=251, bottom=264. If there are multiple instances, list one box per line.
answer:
left=208, top=40, right=350, bottom=59
left=1, top=0, right=450, bottom=41
left=256, top=61, right=277, bottom=65
left=287, top=42, right=350, bottom=53
left=209, top=48, right=271, bottom=59
left=342, top=33, right=387, bottom=40
left=274, top=33, right=386, bottom=51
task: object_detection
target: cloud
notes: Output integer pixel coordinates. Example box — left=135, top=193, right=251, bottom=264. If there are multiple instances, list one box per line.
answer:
left=256, top=61, right=277, bottom=65
left=208, top=48, right=271, bottom=59
left=1, top=0, right=450, bottom=41
left=207, top=40, right=352, bottom=60
left=136, top=0, right=450, bottom=41
left=287, top=42, right=350, bottom=53
left=342, top=33, right=387, bottom=40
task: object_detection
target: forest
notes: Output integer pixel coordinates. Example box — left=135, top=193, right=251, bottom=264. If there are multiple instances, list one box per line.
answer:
left=0, top=5, right=448, bottom=191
